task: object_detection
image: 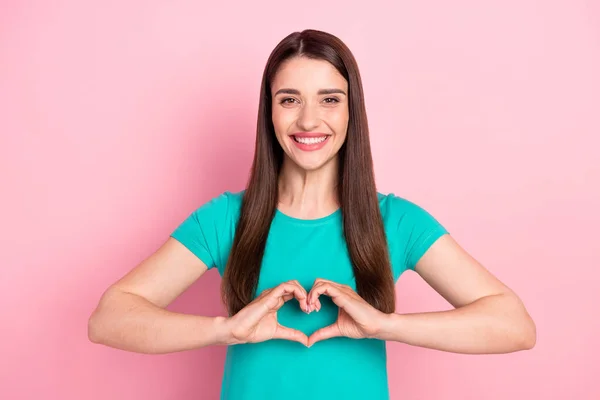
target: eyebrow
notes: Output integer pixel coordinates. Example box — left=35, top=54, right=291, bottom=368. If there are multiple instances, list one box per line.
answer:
left=273, top=88, right=347, bottom=96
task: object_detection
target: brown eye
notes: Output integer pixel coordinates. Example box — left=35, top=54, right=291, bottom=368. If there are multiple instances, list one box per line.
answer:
left=280, top=98, right=297, bottom=104
left=324, top=97, right=340, bottom=104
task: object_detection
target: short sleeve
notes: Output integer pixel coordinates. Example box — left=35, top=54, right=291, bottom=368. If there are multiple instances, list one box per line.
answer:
left=170, top=192, right=232, bottom=270
left=383, top=194, right=449, bottom=275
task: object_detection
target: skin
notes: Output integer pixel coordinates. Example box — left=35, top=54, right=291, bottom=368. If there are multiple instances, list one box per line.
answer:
left=88, top=56, right=536, bottom=355
left=272, top=56, right=349, bottom=219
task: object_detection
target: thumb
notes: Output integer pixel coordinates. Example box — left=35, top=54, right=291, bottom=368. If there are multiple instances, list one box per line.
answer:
left=273, top=324, right=308, bottom=346
left=308, top=324, right=341, bottom=347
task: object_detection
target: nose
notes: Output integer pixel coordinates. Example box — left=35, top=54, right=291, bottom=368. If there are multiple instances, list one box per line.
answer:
left=297, top=103, right=320, bottom=132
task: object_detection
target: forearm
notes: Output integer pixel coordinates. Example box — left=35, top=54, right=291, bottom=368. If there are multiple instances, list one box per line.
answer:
left=88, top=288, right=230, bottom=354
left=377, top=293, right=536, bottom=354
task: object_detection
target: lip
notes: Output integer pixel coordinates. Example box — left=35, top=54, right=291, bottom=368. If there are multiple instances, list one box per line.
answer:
left=289, top=132, right=331, bottom=138
left=289, top=133, right=331, bottom=152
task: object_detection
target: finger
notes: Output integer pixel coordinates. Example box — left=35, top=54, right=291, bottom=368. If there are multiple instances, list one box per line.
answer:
left=283, top=281, right=309, bottom=311
left=307, top=289, right=322, bottom=312
left=270, top=282, right=309, bottom=312
left=291, top=281, right=310, bottom=311
left=308, top=323, right=341, bottom=347
left=307, top=282, right=324, bottom=307
left=309, top=279, right=345, bottom=296
left=308, top=282, right=346, bottom=309
left=313, top=278, right=345, bottom=289
left=292, top=280, right=309, bottom=295
left=282, top=280, right=308, bottom=298
left=273, top=324, right=309, bottom=346
left=307, top=281, right=324, bottom=305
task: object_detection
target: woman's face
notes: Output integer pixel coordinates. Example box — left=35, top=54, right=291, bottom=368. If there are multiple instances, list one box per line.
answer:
left=271, top=56, right=349, bottom=171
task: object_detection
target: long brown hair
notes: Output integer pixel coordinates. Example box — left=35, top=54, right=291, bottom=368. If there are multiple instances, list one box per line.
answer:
left=221, top=29, right=395, bottom=315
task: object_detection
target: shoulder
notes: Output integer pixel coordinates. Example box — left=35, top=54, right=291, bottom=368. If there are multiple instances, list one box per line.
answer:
left=191, top=189, right=244, bottom=221
left=377, top=191, right=436, bottom=222
left=376, top=191, right=449, bottom=250
left=171, top=190, right=244, bottom=272
left=377, top=191, right=449, bottom=271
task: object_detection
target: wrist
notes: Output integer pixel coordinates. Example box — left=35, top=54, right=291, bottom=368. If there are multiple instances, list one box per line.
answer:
left=213, top=316, right=235, bottom=346
left=374, top=311, right=399, bottom=341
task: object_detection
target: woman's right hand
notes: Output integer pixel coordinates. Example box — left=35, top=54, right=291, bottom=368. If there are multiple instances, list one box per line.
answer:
left=224, top=280, right=310, bottom=346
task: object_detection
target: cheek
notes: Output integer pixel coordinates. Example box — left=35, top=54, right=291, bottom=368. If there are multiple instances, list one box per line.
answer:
left=271, top=109, right=293, bottom=134
left=328, top=110, right=349, bottom=135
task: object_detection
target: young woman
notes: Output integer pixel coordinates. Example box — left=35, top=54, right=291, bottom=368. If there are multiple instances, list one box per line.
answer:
left=88, top=29, right=536, bottom=399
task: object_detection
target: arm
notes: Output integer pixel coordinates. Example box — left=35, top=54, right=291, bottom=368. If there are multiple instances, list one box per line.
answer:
left=88, top=238, right=230, bottom=354
left=378, top=234, right=536, bottom=354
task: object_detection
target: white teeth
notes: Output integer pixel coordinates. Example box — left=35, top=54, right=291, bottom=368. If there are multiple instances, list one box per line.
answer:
left=295, top=136, right=327, bottom=144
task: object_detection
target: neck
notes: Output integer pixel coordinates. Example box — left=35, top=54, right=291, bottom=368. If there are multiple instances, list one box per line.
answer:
left=277, top=156, right=340, bottom=219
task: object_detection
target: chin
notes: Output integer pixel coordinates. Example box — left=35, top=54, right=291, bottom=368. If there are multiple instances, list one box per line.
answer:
left=289, top=154, right=335, bottom=172
left=296, top=161, right=325, bottom=171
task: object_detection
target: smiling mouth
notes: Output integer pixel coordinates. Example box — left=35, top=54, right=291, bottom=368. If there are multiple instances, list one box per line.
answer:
left=292, top=135, right=329, bottom=144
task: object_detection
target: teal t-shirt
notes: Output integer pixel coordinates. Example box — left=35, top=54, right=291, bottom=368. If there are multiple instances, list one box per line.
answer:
left=171, top=190, right=448, bottom=400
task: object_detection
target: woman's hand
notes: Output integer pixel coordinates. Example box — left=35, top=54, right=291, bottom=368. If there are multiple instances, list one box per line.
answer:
left=306, top=278, right=389, bottom=347
left=224, top=280, right=310, bottom=346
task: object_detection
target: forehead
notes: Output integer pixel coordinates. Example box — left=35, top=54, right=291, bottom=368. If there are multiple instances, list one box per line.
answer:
left=271, top=57, right=348, bottom=92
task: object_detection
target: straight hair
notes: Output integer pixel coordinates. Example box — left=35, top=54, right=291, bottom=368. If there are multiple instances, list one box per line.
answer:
left=221, top=29, right=395, bottom=316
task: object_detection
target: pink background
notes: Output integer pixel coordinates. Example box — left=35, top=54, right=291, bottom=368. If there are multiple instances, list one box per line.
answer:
left=1, top=1, right=599, bottom=399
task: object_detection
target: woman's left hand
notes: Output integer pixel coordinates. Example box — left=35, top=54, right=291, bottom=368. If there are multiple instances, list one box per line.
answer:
left=306, top=278, right=389, bottom=347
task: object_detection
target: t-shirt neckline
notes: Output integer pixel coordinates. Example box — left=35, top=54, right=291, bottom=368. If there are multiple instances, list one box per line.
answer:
left=274, top=207, right=341, bottom=225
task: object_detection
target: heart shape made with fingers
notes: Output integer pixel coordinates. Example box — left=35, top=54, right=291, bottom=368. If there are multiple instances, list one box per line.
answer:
left=276, top=278, right=384, bottom=347
left=234, top=279, right=383, bottom=347
left=304, top=278, right=379, bottom=347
